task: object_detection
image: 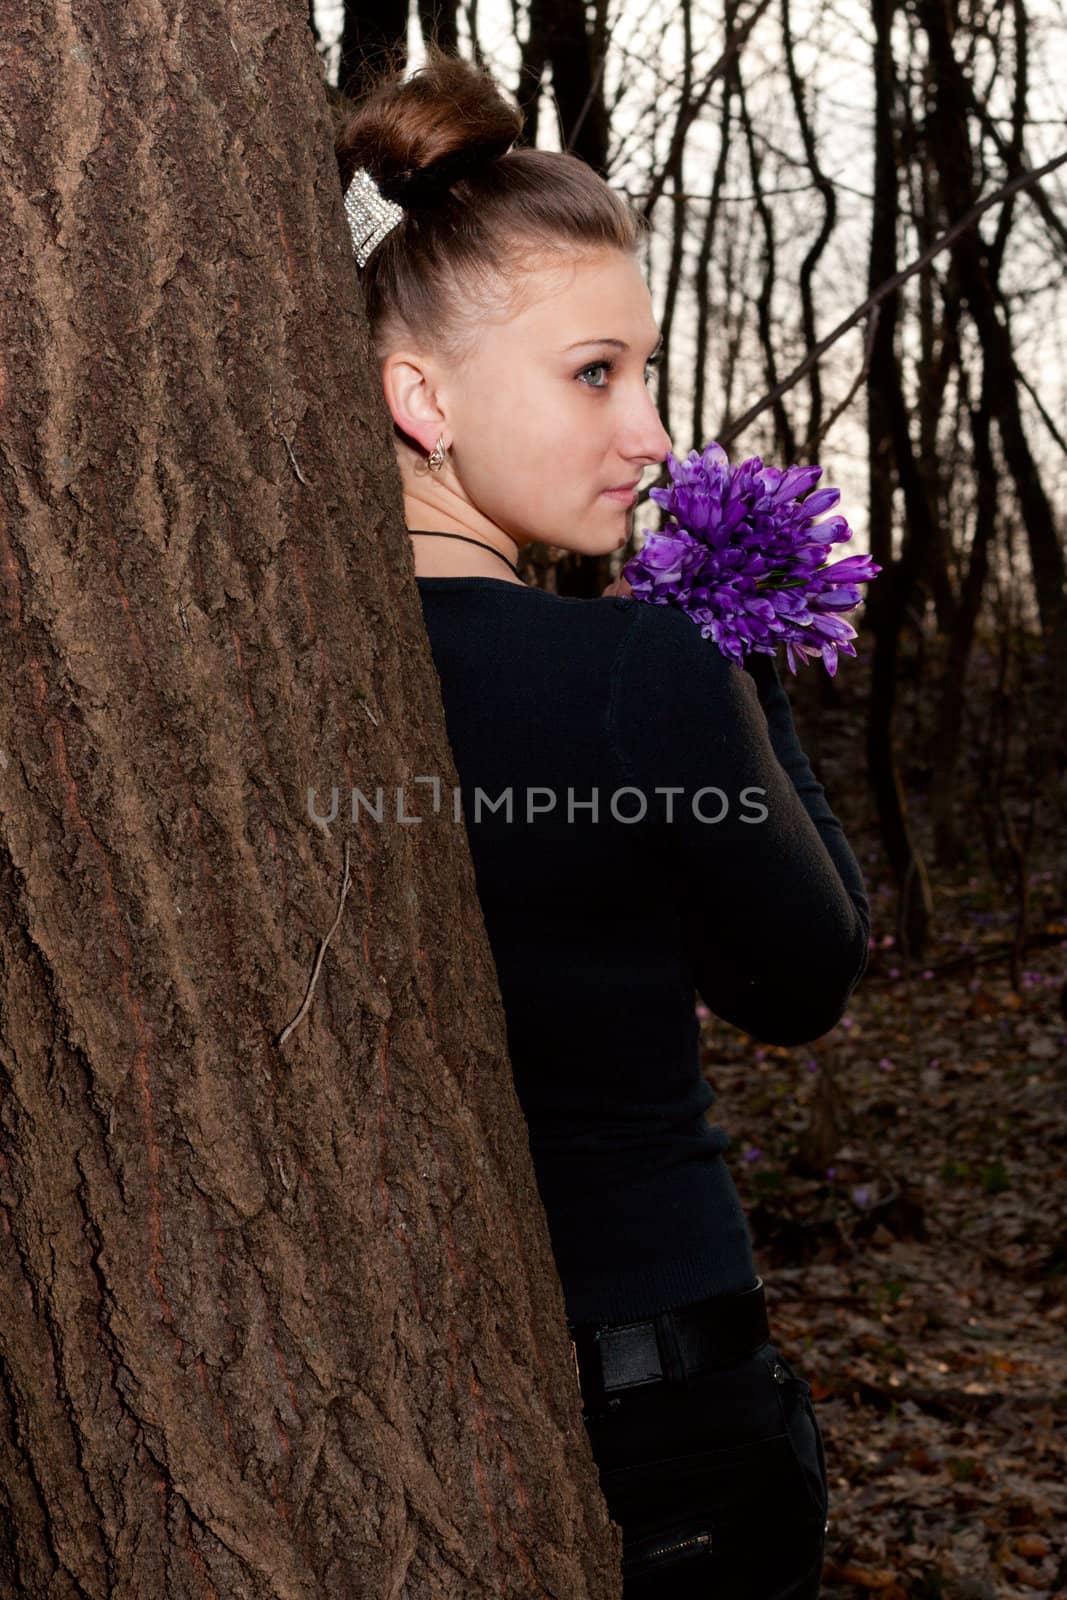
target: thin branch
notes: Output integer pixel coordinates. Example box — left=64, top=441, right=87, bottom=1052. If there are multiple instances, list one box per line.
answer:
left=276, top=838, right=353, bottom=1048
left=795, top=304, right=880, bottom=460
left=720, top=147, right=1067, bottom=446
left=1015, top=362, right=1067, bottom=458
left=640, top=0, right=774, bottom=218
left=621, top=179, right=876, bottom=203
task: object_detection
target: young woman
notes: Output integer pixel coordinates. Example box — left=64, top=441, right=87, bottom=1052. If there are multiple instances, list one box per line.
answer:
left=334, top=47, right=869, bottom=1599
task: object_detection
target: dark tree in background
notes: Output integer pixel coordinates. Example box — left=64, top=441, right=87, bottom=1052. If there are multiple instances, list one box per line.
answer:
left=864, top=0, right=936, bottom=959
left=337, top=0, right=411, bottom=102
left=517, top=0, right=611, bottom=176
left=0, top=2, right=623, bottom=1594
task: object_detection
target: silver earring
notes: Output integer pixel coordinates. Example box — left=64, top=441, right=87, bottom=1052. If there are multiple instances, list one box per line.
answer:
left=427, top=436, right=449, bottom=472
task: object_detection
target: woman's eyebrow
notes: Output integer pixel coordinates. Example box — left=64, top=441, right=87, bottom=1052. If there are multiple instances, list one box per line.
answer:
left=564, top=334, right=665, bottom=355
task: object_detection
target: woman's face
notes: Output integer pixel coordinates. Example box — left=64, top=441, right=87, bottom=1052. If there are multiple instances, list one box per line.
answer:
left=383, top=247, right=672, bottom=557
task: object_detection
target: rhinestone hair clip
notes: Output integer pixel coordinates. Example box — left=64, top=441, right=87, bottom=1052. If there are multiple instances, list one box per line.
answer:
left=343, top=167, right=405, bottom=268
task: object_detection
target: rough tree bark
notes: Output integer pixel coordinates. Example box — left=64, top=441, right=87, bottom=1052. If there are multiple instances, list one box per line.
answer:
left=0, top=3, right=620, bottom=1596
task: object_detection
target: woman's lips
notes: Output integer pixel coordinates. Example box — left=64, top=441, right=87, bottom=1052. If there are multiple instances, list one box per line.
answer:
left=602, top=487, right=638, bottom=505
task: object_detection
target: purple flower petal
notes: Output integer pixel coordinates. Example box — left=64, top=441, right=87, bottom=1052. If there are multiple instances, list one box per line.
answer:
left=773, top=464, right=823, bottom=503
left=799, top=485, right=841, bottom=520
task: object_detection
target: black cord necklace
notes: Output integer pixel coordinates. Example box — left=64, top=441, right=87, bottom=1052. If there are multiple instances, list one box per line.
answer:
left=408, top=529, right=524, bottom=581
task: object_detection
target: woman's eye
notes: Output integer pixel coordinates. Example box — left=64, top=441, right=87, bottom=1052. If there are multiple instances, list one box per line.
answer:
left=577, top=357, right=663, bottom=389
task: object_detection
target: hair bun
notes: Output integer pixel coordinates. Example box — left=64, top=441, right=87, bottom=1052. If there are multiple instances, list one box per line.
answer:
left=335, top=47, right=524, bottom=209
left=377, top=136, right=516, bottom=208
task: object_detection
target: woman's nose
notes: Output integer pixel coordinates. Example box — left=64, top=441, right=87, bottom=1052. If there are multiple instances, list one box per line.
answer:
left=622, top=388, right=672, bottom=467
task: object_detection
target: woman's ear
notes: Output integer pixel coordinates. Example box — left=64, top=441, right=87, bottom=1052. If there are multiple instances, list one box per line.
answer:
left=380, top=350, right=447, bottom=457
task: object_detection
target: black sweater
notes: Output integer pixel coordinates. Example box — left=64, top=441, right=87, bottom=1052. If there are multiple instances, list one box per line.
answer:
left=415, top=575, right=870, bottom=1325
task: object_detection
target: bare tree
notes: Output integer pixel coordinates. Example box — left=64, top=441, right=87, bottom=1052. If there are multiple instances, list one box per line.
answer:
left=863, top=0, right=935, bottom=958
left=780, top=0, right=838, bottom=457
left=337, top=0, right=410, bottom=101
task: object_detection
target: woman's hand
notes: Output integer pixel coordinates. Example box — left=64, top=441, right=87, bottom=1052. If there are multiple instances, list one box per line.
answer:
left=600, top=576, right=633, bottom=598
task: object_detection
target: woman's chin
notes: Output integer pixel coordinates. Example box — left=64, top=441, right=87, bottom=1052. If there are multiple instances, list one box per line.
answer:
left=544, top=519, right=631, bottom=561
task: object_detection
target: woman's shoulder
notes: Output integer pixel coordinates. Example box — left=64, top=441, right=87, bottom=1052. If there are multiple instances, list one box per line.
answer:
left=418, top=581, right=744, bottom=694
left=607, top=598, right=768, bottom=762
left=553, top=593, right=736, bottom=683
left=611, top=596, right=737, bottom=684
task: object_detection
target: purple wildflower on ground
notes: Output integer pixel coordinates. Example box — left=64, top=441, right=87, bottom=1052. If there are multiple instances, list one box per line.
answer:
left=622, top=443, right=881, bottom=674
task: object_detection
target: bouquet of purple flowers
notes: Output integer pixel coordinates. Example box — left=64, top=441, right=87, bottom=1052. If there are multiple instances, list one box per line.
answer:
left=620, top=443, right=881, bottom=675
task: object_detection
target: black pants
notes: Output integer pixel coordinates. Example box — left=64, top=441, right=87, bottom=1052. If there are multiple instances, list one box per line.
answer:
left=582, top=1340, right=829, bottom=1598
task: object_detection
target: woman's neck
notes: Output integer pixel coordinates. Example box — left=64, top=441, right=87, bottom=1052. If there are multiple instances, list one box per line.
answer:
left=408, top=535, right=524, bottom=583
left=403, top=492, right=525, bottom=582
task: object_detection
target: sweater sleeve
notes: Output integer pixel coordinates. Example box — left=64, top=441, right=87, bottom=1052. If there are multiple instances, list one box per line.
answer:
left=610, top=603, right=870, bottom=1046
left=742, top=650, right=871, bottom=957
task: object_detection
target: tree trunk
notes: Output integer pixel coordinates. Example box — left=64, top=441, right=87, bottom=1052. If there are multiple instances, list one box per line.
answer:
left=0, top=4, right=620, bottom=1596
left=415, top=0, right=460, bottom=56
left=929, top=371, right=995, bottom=865
left=532, top=0, right=610, bottom=176
left=338, top=0, right=410, bottom=102
left=865, top=0, right=934, bottom=960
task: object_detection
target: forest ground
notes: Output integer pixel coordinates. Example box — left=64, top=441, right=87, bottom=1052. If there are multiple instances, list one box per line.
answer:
left=698, top=629, right=1066, bottom=1600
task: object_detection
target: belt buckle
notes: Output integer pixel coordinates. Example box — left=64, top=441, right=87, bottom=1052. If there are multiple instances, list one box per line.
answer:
left=599, top=1319, right=666, bottom=1394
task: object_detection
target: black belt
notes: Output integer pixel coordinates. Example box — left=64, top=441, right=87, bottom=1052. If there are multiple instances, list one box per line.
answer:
left=567, top=1278, right=770, bottom=1414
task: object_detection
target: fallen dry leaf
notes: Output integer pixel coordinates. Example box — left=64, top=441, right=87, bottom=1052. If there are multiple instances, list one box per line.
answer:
left=833, top=1564, right=901, bottom=1588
